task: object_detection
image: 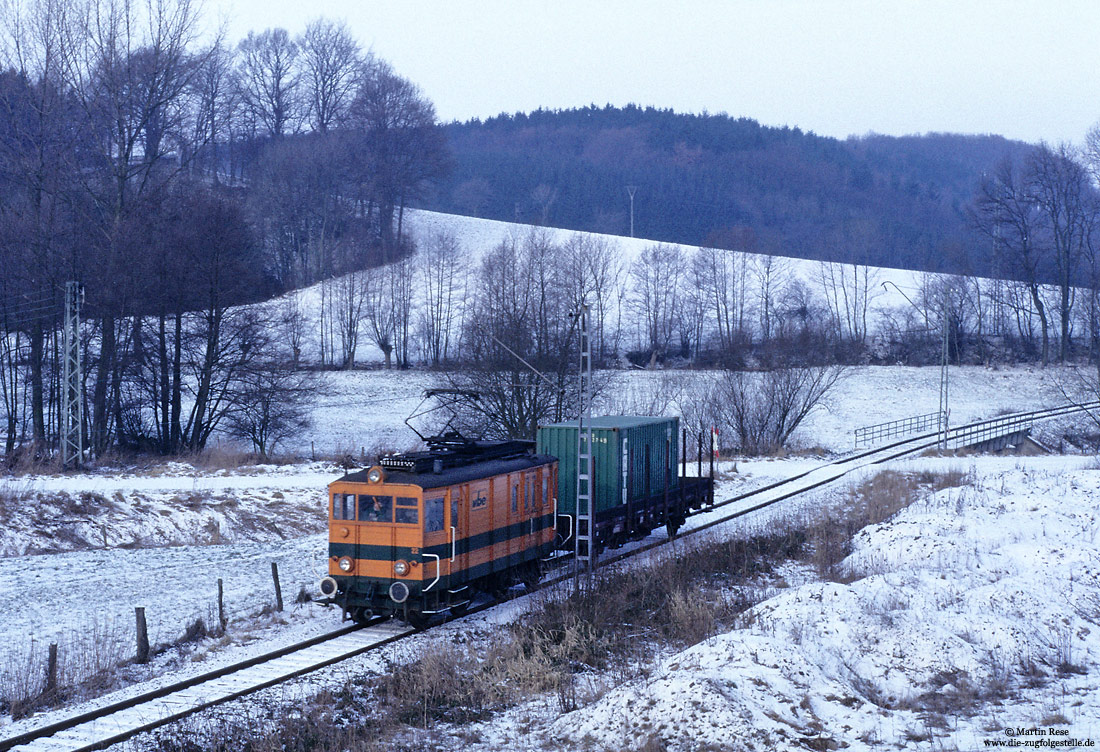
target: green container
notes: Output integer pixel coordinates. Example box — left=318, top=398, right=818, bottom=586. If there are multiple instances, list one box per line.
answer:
left=537, top=416, right=680, bottom=516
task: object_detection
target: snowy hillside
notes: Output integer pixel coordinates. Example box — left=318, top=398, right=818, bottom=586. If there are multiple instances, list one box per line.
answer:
left=545, top=461, right=1100, bottom=751
left=264, top=208, right=967, bottom=367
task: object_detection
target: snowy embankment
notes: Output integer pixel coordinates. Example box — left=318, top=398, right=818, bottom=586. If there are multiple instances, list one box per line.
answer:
left=546, top=462, right=1100, bottom=751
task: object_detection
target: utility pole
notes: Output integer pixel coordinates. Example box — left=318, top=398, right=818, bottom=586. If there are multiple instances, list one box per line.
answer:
left=61, top=281, right=84, bottom=468
left=882, top=279, right=950, bottom=450
left=573, top=302, right=594, bottom=590
left=626, top=185, right=637, bottom=238
left=939, top=286, right=950, bottom=450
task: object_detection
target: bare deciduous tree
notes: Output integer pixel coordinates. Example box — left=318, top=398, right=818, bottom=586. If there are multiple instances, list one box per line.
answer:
left=1027, top=143, right=1090, bottom=362
left=714, top=365, right=846, bottom=455
left=417, top=229, right=466, bottom=367
left=630, top=243, right=683, bottom=365
left=224, top=364, right=316, bottom=456
left=972, top=158, right=1050, bottom=363
left=298, top=17, right=361, bottom=133
left=236, top=27, right=301, bottom=139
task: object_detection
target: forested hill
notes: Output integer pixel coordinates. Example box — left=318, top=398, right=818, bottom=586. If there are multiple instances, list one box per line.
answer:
left=425, top=105, right=1032, bottom=276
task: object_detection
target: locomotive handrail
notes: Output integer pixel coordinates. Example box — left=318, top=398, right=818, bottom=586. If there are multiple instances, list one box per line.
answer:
left=423, top=553, right=441, bottom=591
left=449, top=526, right=456, bottom=562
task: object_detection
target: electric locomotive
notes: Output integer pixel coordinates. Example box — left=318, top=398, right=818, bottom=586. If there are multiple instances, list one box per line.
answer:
left=318, top=416, right=714, bottom=626
left=318, top=433, right=557, bottom=626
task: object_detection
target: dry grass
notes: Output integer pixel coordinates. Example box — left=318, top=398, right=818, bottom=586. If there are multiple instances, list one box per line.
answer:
left=0, top=615, right=130, bottom=718
left=806, top=469, right=971, bottom=581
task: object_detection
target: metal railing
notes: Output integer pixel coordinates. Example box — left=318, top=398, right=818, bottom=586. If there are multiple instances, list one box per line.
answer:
left=949, top=412, right=1033, bottom=450
left=854, top=411, right=944, bottom=448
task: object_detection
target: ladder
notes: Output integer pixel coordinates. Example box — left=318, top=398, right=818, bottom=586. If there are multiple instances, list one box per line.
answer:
left=575, top=303, right=595, bottom=585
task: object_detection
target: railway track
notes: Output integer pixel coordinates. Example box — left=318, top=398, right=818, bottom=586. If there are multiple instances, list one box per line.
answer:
left=3, top=399, right=1095, bottom=752
left=0, top=622, right=412, bottom=752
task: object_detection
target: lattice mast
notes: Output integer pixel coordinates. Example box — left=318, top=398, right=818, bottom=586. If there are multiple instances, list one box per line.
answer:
left=574, top=302, right=595, bottom=588
left=61, top=281, right=83, bottom=468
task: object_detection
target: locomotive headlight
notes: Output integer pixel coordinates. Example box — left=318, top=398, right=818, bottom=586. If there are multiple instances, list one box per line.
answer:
left=338, top=556, right=354, bottom=572
left=393, top=560, right=409, bottom=576
left=367, top=467, right=384, bottom=484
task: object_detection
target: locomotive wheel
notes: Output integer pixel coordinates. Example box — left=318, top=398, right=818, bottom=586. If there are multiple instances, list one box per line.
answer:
left=350, top=607, right=374, bottom=625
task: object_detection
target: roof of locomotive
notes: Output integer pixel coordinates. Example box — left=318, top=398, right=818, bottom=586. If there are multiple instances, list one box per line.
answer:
left=336, top=452, right=557, bottom=491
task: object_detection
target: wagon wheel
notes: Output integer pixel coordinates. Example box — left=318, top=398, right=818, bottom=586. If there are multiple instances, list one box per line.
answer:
left=665, top=518, right=682, bottom=539
left=405, top=610, right=430, bottom=630
left=521, top=562, right=542, bottom=592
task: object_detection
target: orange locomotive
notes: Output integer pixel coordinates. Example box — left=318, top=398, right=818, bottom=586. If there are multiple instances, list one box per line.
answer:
left=318, top=434, right=557, bottom=626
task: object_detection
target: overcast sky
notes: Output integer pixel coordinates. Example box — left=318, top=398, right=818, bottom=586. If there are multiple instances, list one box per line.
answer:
left=205, top=0, right=1100, bottom=145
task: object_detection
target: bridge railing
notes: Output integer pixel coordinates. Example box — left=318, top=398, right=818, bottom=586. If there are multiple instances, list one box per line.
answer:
left=854, top=411, right=944, bottom=448
left=949, top=412, right=1033, bottom=449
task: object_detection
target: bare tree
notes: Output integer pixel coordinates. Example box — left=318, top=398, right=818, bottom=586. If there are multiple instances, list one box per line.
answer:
left=333, top=271, right=367, bottom=368
left=693, top=246, right=751, bottom=356
left=298, top=18, right=361, bottom=133
left=346, top=60, right=448, bottom=257
left=817, top=260, right=880, bottom=348
left=629, top=243, right=683, bottom=365
left=714, top=365, right=846, bottom=455
left=60, top=0, right=208, bottom=453
left=417, top=229, right=466, bottom=366
left=972, top=158, right=1050, bottom=363
left=561, top=232, right=623, bottom=362
left=224, top=364, right=315, bottom=456
left=236, top=27, right=301, bottom=139
left=753, top=253, right=790, bottom=345
left=188, top=38, right=237, bottom=181
left=1027, top=143, right=1091, bottom=362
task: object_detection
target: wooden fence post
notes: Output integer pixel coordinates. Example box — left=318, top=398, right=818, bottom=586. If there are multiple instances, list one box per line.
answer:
left=217, top=578, right=227, bottom=632
left=271, top=562, right=283, bottom=612
left=44, top=643, right=58, bottom=697
left=135, top=608, right=149, bottom=664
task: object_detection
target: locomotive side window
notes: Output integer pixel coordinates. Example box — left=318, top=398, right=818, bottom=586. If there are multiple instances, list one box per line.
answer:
left=333, top=493, right=354, bottom=520
left=425, top=496, right=445, bottom=531
left=525, top=474, right=534, bottom=511
left=542, top=474, right=549, bottom=508
left=511, top=481, right=519, bottom=514
left=359, top=494, right=393, bottom=522
left=395, top=497, right=419, bottom=525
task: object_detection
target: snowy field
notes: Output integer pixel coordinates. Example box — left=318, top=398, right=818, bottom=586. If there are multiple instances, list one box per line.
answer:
left=1, top=362, right=1099, bottom=748
left=300, top=362, right=1080, bottom=458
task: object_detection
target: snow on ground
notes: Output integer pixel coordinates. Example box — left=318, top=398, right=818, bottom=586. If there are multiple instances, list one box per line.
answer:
left=260, top=208, right=965, bottom=368
left=2, top=363, right=1099, bottom=747
left=540, top=460, right=1100, bottom=751
left=294, top=363, right=1085, bottom=458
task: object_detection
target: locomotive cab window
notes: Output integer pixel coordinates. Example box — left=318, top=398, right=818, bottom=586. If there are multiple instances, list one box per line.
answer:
left=333, top=493, right=354, bottom=520
left=359, top=494, right=393, bottom=522
left=395, top=496, right=419, bottom=525
left=425, top=496, right=445, bottom=532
